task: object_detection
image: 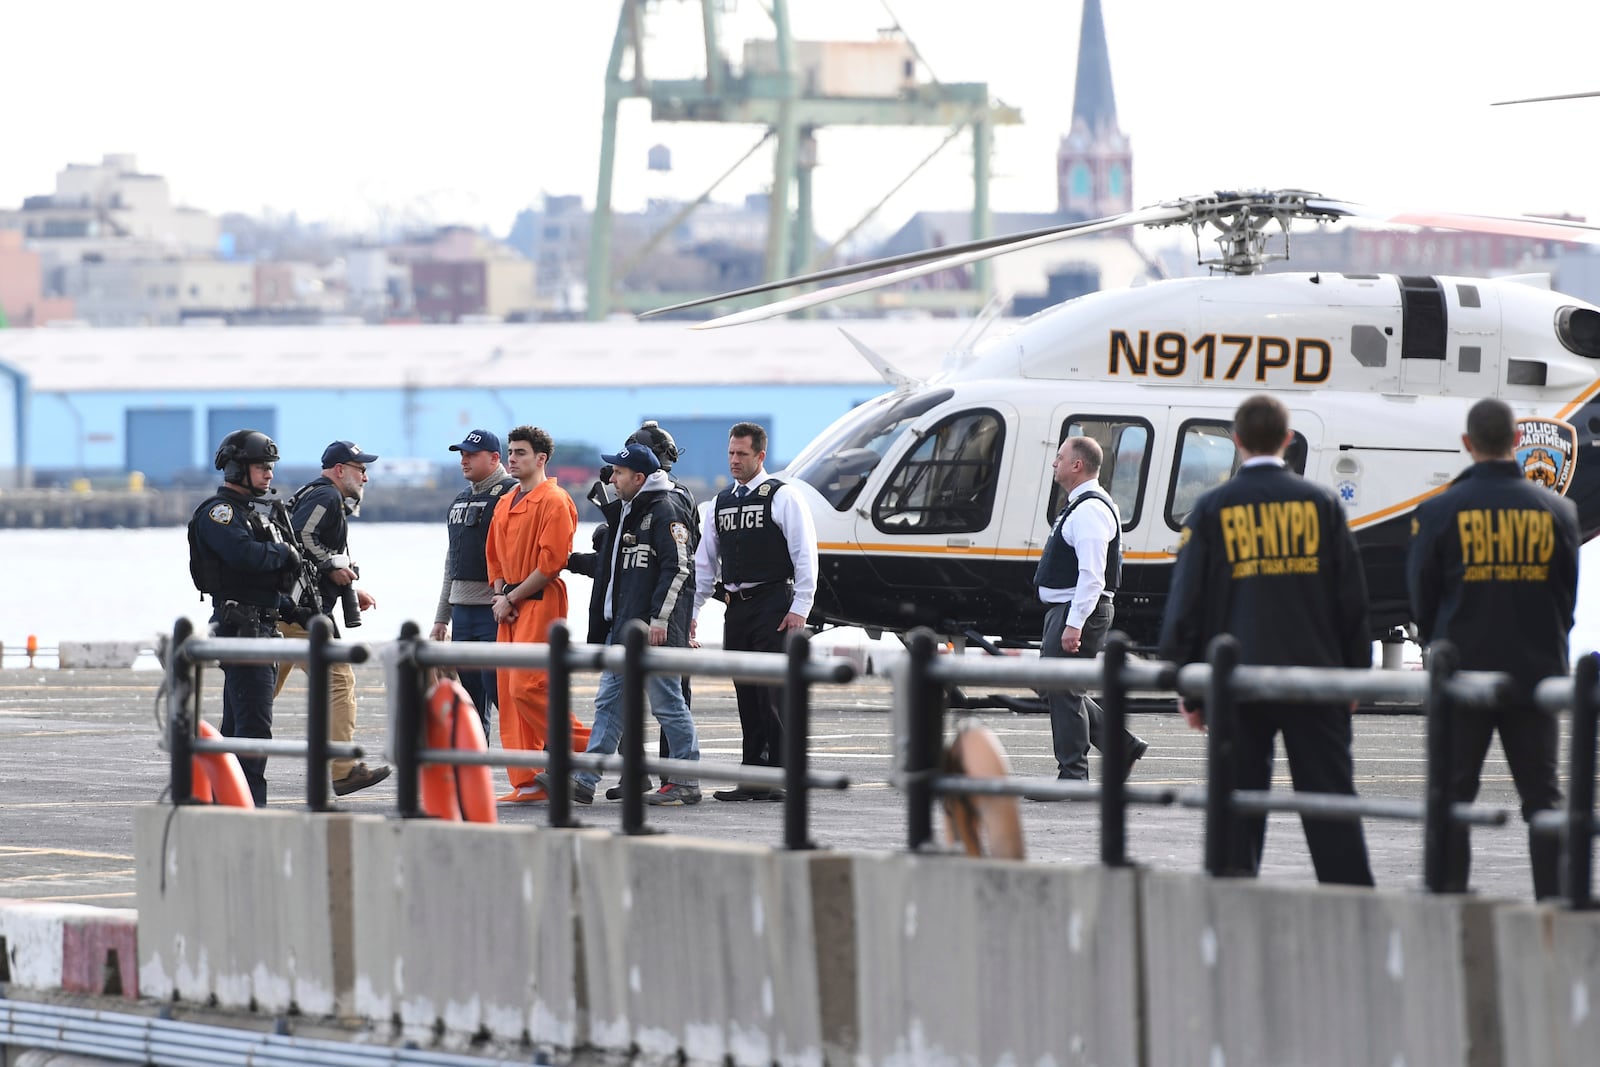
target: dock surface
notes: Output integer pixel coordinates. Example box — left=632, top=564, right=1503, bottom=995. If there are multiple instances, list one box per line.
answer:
left=0, top=664, right=1549, bottom=904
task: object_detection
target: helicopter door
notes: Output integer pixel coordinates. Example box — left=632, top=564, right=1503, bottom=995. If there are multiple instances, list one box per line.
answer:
left=856, top=401, right=1016, bottom=611
left=1025, top=409, right=1167, bottom=549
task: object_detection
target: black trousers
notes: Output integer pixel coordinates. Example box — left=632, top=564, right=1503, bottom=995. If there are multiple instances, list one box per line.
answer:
left=1228, top=702, right=1375, bottom=886
left=215, top=609, right=277, bottom=807
left=1041, top=599, right=1141, bottom=779
left=1447, top=704, right=1563, bottom=899
left=722, top=584, right=789, bottom=768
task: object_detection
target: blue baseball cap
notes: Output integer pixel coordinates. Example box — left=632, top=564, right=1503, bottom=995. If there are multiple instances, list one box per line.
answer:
left=321, top=440, right=379, bottom=467
left=601, top=441, right=660, bottom=475
left=449, top=429, right=501, bottom=454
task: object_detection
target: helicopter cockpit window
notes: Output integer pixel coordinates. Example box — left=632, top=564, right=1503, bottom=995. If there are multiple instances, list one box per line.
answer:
left=1166, top=419, right=1308, bottom=529
left=789, top=388, right=954, bottom=510
left=1043, top=417, right=1153, bottom=530
left=872, top=409, right=1005, bottom=535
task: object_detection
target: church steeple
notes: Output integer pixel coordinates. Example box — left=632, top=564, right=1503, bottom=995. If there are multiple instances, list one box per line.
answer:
left=1058, top=0, right=1133, bottom=219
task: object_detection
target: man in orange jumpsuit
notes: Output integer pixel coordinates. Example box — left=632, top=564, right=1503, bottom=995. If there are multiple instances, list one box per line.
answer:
left=485, top=425, right=591, bottom=801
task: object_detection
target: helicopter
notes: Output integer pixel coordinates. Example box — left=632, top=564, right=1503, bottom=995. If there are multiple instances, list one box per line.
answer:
left=645, top=190, right=1600, bottom=651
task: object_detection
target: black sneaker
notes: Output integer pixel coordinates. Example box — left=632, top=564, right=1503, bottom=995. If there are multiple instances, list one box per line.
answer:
left=534, top=770, right=593, bottom=805
left=605, top=776, right=655, bottom=801
left=712, top=785, right=785, bottom=803
left=332, top=762, right=391, bottom=796
left=644, top=782, right=702, bottom=806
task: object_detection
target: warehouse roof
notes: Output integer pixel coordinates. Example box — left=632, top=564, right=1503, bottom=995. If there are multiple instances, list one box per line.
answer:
left=0, top=318, right=993, bottom=392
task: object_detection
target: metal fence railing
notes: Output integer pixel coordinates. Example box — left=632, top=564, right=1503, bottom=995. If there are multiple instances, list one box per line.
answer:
left=162, top=616, right=1600, bottom=908
left=162, top=615, right=856, bottom=850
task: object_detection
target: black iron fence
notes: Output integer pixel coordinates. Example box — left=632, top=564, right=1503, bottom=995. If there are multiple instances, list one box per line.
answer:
left=162, top=615, right=855, bottom=849
left=162, top=616, right=1600, bottom=907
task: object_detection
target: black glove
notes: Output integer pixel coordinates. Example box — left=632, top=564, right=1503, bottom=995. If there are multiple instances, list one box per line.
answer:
left=592, top=523, right=609, bottom=551
left=277, top=545, right=304, bottom=594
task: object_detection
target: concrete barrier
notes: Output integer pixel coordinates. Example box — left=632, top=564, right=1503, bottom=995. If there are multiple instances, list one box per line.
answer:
left=574, top=834, right=855, bottom=1066
left=0, top=898, right=138, bottom=998
left=849, top=854, right=1139, bottom=1066
left=55, top=642, right=143, bottom=669
left=1493, top=904, right=1600, bottom=1067
left=347, top=818, right=588, bottom=1050
left=133, top=807, right=355, bottom=1017
left=1141, top=871, right=1503, bottom=1067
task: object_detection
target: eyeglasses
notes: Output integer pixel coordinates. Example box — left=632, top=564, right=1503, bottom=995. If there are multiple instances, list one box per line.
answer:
left=344, top=463, right=367, bottom=475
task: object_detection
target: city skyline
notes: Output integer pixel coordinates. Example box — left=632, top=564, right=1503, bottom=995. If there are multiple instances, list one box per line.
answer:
left=5, top=1, right=1600, bottom=245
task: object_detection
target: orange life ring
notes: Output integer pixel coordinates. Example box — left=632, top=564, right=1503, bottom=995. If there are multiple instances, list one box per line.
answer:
left=942, top=720, right=1025, bottom=860
left=420, top=679, right=498, bottom=823
left=191, top=719, right=253, bottom=807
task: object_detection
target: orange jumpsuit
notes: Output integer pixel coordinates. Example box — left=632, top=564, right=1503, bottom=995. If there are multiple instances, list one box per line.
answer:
left=485, top=476, right=591, bottom=790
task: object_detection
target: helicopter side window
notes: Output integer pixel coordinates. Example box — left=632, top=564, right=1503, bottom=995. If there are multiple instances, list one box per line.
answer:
left=1043, top=417, right=1153, bottom=530
left=1165, top=419, right=1308, bottom=529
left=872, top=409, right=1005, bottom=534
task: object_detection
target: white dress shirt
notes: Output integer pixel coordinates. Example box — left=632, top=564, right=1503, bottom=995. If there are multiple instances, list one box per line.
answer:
left=1038, top=480, right=1121, bottom=629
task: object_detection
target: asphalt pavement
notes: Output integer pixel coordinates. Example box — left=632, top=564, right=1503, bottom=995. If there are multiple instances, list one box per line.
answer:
left=0, top=663, right=1555, bottom=905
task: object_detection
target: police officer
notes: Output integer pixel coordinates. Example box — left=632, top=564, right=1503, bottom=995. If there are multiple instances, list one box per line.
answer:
left=1158, top=394, right=1375, bottom=886
left=430, top=428, right=517, bottom=735
left=540, top=441, right=701, bottom=805
left=569, top=421, right=698, bottom=799
left=187, top=429, right=303, bottom=807
left=1034, top=435, right=1148, bottom=786
left=1407, top=397, right=1579, bottom=900
left=276, top=440, right=390, bottom=796
left=691, top=421, right=818, bottom=802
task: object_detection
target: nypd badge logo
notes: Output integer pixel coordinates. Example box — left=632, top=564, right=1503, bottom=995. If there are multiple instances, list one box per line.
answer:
left=758, top=483, right=774, bottom=497
left=208, top=502, right=234, bottom=524
left=670, top=521, right=689, bottom=545
left=1515, top=417, right=1577, bottom=496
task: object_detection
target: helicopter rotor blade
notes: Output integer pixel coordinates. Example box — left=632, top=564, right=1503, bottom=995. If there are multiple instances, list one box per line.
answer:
left=1491, top=90, right=1600, bottom=106
left=643, top=203, right=1186, bottom=320
left=689, top=204, right=1189, bottom=330
left=1306, top=198, right=1600, bottom=245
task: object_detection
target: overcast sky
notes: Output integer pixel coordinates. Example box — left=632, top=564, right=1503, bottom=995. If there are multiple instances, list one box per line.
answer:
left=5, top=0, right=1599, bottom=244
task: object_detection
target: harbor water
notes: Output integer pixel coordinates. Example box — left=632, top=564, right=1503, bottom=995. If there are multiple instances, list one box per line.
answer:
left=7, top=524, right=1600, bottom=666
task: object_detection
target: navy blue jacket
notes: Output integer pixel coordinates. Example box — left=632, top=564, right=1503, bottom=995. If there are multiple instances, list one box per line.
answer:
left=188, top=485, right=296, bottom=611
left=1408, top=460, right=1579, bottom=696
left=596, top=483, right=697, bottom=646
left=1158, top=463, right=1371, bottom=670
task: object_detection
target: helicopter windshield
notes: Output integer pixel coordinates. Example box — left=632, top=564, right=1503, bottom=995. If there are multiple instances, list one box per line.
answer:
left=789, top=387, right=955, bottom=510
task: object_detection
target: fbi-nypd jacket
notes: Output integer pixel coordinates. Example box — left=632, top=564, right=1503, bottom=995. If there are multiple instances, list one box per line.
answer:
left=595, top=471, right=697, bottom=645
left=1158, top=460, right=1371, bottom=671
left=1407, top=459, right=1579, bottom=696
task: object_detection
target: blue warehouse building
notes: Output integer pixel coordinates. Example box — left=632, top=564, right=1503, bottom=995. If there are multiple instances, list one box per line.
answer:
left=0, top=319, right=967, bottom=491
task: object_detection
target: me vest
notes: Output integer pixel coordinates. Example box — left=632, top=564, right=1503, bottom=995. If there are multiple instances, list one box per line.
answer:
left=188, top=492, right=284, bottom=607
left=1033, top=490, right=1122, bottom=592
left=447, top=476, right=515, bottom=582
left=715, top=479, right=795, bottom=585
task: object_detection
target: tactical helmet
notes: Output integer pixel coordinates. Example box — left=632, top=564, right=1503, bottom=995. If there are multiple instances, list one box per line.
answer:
left=214, top=429, right=279, bottom=494
left=626, top=420, right=680, bottom=470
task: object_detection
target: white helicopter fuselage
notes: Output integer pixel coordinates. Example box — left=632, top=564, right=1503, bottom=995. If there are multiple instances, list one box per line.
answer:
left=781, top=271, right=1600, bottom=646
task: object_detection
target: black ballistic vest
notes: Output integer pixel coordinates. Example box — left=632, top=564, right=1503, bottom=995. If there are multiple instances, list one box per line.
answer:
left=447, top=476, right=515, bottom=582
left=188, top=491, right=285, bottom=607
left=1033, top=490, right=1122, bottom=592
left=715, top=480, right=795, bottom=585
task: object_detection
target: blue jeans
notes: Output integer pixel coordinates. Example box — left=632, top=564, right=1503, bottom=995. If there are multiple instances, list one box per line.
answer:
left=576, top=634, right=700, bottom=789
left=451, top=603, right=500, bottom=735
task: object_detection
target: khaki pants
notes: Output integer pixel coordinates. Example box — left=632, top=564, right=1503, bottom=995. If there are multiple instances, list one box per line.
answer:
left=273, top=620, right=359, bottom=780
